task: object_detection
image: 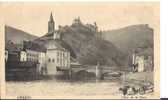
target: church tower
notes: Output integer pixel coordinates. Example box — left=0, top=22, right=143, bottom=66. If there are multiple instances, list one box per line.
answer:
left=48, top=12, right=55, bottom=33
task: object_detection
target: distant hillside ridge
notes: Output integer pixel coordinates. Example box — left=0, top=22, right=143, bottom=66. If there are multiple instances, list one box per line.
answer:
left=103, top=24, right=154, bottom=65
left=5, top=25, right=38, bottom=44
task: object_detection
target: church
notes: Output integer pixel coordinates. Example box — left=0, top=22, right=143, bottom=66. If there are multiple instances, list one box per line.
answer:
left=35, top=12, right=71, bottom=76
left=46, top=12, right=70, bottom=76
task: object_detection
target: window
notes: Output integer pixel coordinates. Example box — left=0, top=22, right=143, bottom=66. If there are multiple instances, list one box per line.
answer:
left=63, top=60, right=64, bottom=66
left=57, top=58, right=59, bottom=63
left=52, top=59, right=55, bottom=62
left=60, top=59, right=62, bottom=66
left=48, top=58, right=51, bottom=62
left=57, top=52, right=59, bottom=57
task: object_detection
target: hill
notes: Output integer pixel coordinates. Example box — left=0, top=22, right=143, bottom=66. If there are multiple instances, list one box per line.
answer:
left=5, top=25, right=38, bottom=44
left=104, top=24, right=153, bottom=53
left=103, top=24, right=154, bottom=65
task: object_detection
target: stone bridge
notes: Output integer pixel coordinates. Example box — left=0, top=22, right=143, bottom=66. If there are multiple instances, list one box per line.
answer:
left=70, top=65, right=120, bottom=78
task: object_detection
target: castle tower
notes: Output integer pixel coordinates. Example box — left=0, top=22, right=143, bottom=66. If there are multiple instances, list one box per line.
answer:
left=73, top=16, right=82, bottom=25
left=94, top=22, right=98, bottom=32
left=48, top=12, right=55, bottom=33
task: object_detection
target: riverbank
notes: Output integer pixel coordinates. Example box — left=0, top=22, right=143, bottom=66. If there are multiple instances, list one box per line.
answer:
left=125, top=71, right=153, bottom=83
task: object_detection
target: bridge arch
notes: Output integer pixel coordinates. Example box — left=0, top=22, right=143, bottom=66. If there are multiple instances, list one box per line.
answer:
left=72, top=69, right=96, bottom=80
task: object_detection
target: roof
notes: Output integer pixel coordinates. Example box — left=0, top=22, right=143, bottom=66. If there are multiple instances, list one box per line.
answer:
left=45, top=39, right=67, bottom=51
left=23, top=41, right=46, bottom=52
left=34, top=32, right=76, bottom=58
left=35, top=30, right=60, bottom=41
left=49, top=12, right=54, bottom=22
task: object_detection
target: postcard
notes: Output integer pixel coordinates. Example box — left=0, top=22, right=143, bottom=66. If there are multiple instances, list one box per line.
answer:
left=0, top=2, right=160, bottom=99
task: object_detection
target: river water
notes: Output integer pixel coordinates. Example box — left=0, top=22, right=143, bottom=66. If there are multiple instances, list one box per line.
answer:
left=6, top=79, right=122, bottom=97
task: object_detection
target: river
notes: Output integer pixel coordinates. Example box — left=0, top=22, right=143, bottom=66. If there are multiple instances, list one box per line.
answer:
left=6, top=80, right=122, bottom=97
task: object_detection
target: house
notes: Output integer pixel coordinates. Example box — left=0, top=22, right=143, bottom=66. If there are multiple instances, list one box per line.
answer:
left=132, top=50, right=153, bottom=72
left=144, top=56, right=153, bottom=72
left=132, top=51, right=145, bottom=72
left=5, top=41, right=39, bottom=80
left=135, top=55, right=145, bottom=72
left=5, top=41, right=23, bottom=62
left=23, top=41, right=47, bottom=75
left=45, top=40, right=70, bottom=76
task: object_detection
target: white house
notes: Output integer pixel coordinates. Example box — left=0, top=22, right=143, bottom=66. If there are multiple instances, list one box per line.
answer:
left=135, top=55, right=145, bottom=72
left=45, top=40, right=70, bottom=76
left=20, top=51, right=27, bottom=62
left=26, top=49, right=39, bottom=62
left=23, top=41, right=47, bottom=74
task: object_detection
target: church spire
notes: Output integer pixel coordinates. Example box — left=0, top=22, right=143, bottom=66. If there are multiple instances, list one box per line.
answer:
left=48, top=12, right=55, bottom=33
left=49, top=12, right=54, bottom=22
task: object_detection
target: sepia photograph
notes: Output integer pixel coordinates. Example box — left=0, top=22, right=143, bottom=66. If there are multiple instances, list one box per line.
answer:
left=0, top=2, right=160, bottom=99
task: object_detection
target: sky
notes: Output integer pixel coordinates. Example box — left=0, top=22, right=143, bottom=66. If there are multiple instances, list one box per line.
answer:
left=1, top=2, right=159, bottom=37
